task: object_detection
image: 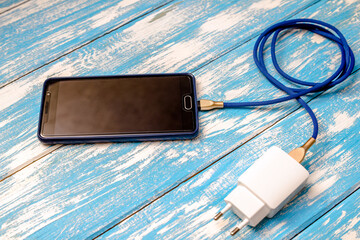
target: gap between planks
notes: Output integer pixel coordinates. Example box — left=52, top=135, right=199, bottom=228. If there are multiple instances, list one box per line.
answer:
left=0, top=144, right=62, bottom=182
left=291, top=184, right=360, bottom=239
left=0, top=0, right=30, bottom=16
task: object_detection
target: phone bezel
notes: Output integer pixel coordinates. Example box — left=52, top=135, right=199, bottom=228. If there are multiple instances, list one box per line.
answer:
left=38, top=73, right=199, bottom=144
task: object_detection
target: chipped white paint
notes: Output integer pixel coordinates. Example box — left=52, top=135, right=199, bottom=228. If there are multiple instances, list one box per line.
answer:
left=0, top=59, right=75, bottom=112
left=291, top=49, right=303, bottom=58
left=178, top=200, right=208, bottom=215
left=196, top=70, right=223, bottom=97
left=88, top=1, right=136, bottom=28
left=165, top=149, right=180, bottom=159
left=0, top=77, right=39, bottom=112
left=348, top=216, right=360, bottom=230
left=263, top=221, right=287, bottom=238
left=1, top=136, right=39, bottom=168
left=308, top=10, right=320, bottom=18
left=328, top=53, right=342, bottom=72
left=249, top=0, right=283, bottom=10
left=200, top=10, right=251, bottom=34
left=328, top=111, right=359, bottom=133
left=129, top=211, right=176, bottom=240
left=0, top=112, right=24, bottom=128
left=113, top=142, right=165, bottom=171
left=345, top=0, right=358, bottom=5
left=0, top=0, right=59, bottom=27
left=191, top=169, right=215, bottom=188
left=299, top=186, right=360, bottom=238
left=191, top=209, right=228, bottom=239
left=311, top=34, right=326, bottom=44
left=142, top=38, right=207, bottom=72
left=227, top=53, right=252, bottom=69
left=77, top=143, right=112, bottom=159
left=341, top=231, right=360, bottom=240
left=337, top=210, right=347, bottom=222
left=288, top=44, right=328, bottom=74
left=323, top=217, right=330, bottom=226
left=307, top=175, right=339, bottom=200
left=202, top=115, right=240, bottom=137
left=224, top=84, right=251, bottom=100
left=338, top=211, right=359, bottom=233
left=106, top=224, right=131, bottom=239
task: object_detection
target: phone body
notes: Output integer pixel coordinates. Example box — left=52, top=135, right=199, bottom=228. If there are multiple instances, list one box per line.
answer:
left=38, top=73, right=199, bottom=144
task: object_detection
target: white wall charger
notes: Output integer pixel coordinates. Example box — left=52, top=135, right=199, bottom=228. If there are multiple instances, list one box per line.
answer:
left=214, top=146, right=309, bottom=235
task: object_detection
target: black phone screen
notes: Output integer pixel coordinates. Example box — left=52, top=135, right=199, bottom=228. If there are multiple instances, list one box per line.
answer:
left=40, top=74, right=197, bottom=137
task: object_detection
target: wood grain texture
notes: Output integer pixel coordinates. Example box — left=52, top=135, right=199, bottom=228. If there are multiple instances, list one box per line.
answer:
left=0, top=0, right=171, bottom=87
left=99, top=69, right=360, bottom=239
left=294, top=188, right=360, bottom=239
left=0, top=0, right=27, bottom=14
left=0, top=0, right=359, bottom=239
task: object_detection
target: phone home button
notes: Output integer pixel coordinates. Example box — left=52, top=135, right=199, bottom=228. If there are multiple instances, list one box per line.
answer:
left=184, top=95, right=192, bottom=110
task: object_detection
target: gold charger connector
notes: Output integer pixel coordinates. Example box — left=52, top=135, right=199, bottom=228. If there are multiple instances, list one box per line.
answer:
left=289, top=137, right=316, bottom=163
left=198, top=99, right=224, bottom=111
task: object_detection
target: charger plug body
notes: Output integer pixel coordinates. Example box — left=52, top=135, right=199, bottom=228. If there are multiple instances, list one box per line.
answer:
left=216, top=146, right=309, bottom=234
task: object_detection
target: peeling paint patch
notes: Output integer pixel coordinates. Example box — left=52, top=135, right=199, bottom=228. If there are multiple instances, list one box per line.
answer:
left=311, top=34, right=325, bottom=44
left=328, top=112, right=359, bottom=133
left=307, top=175, right=338, bottom=200
left=249, top=0, right=283, bottom=10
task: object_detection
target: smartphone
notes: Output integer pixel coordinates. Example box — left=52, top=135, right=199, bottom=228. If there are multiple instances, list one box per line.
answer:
left=38, top=73, right=199, bottom=144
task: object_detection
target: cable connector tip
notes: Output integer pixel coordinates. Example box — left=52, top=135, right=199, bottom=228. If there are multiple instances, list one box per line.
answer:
left=198, top=99, right=224, bottom=111
left=289, top=137, right=316, bottom=163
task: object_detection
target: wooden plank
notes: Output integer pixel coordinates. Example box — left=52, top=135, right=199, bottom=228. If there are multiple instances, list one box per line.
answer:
left=97, top=70, right=360, bottom=239
left=0, top=0, right=172, bottom=88
left=293, top=188, right=360, bottom=239
left=0, top=0, right=27, bottom=14
left=1, top=0, right=359, bottom=239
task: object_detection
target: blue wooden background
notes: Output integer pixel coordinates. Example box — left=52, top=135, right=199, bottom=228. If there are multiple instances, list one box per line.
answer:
left=0, top=0, right=359, bottom=239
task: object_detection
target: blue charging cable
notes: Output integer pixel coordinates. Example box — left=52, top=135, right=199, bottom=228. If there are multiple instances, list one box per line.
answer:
left=219, top=19, right=355, bottom=140
left=199, top=19, right=354, bottom=158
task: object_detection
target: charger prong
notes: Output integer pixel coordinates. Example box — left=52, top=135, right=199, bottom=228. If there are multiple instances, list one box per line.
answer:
left=214, top=212, right=223, bottom=220
left=214, top=203, right=231, bottom=220
left=230, top=218, right=249, bottom=236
